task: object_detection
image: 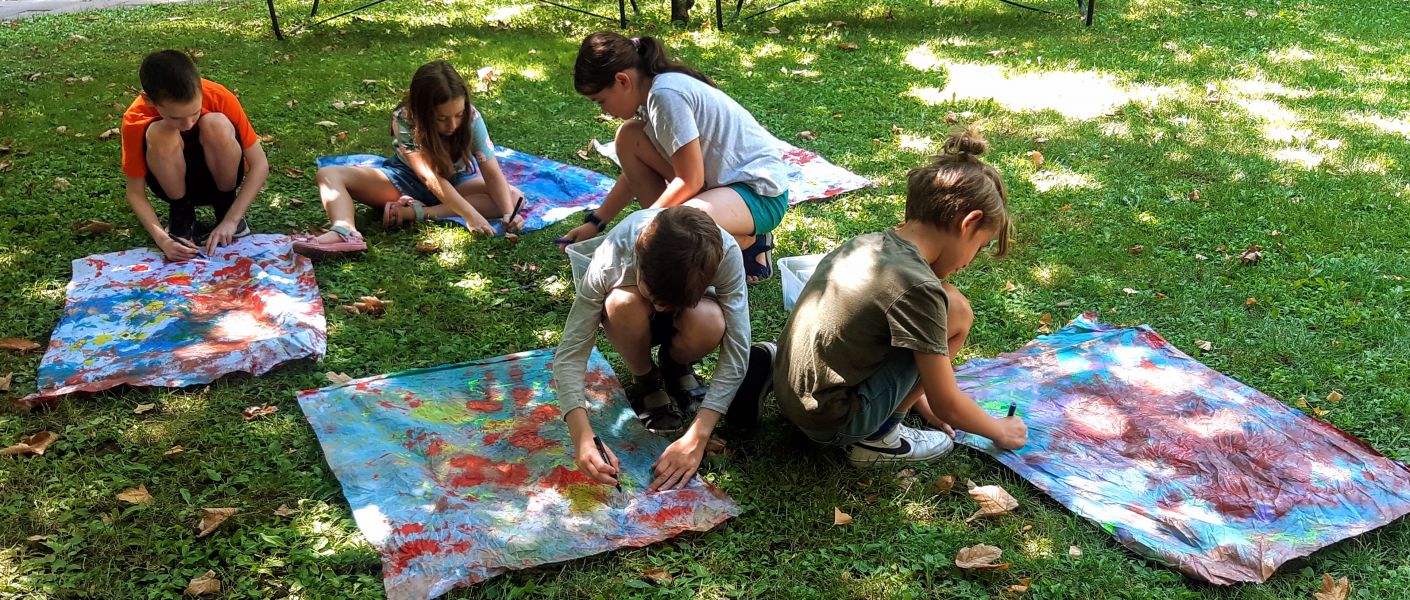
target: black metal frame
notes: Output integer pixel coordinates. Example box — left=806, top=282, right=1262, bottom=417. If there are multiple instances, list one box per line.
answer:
left=266, top=0, right=640, bottom=39
left=715, top=0, right=1094, bottom=29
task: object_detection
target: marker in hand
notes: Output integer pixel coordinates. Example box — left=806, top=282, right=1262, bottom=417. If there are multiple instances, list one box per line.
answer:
left=1006, top=402, right=1017, bottom=418
left=592, top=435, right=622, bottom=492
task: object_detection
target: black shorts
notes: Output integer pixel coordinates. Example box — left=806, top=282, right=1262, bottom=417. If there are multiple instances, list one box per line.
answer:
left=142, top=122, right=245, bottom=206
left=648, top=310, right=678, bottom=348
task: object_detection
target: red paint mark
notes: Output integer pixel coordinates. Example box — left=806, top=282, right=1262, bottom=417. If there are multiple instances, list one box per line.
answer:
left=426, top=438, right=445, bottom=456
left=541, top=465, right=596, bottom=489
left=386, top=538, right=444, bottom=576
left=393, top=523, right=425, bottom=536
left=451, top=541, right=471, bottom=553
left=447, top=454, right=530, bottom=488
left=510, top=386, right=535, bottom=407
left=641, top=504, right=692, bottom=527
left=131, top=264, right=149, bottom=272
left=465, top=399, right=501, bottom=412
left=483, top=433, right=502, bottom=445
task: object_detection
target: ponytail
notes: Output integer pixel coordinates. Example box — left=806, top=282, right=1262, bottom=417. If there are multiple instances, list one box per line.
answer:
left=574, top=32, right=714, bottom=95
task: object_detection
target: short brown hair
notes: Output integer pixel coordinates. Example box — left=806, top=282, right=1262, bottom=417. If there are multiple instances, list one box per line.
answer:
left=635, top=206, right=722, bottom=310
left=905, top=126, right=1013, bottom=258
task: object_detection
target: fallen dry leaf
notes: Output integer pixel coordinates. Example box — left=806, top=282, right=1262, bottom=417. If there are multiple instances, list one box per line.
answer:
left=362, top=79, right=378, bottom=86
left=1055, top=299, right=1074, bottom=308
left=195, top=507, right=239, bottom=537
left=704, top=435, right=733, bottom=457
left=797, top=130, right=817, bottom=141
left=828, top=19, right=847, bottom=27
left=944, top=112, right=958, bottom=124
left=576, top=148, right=591, bottom=160
left=764, top=26, right=780, bottom=34
left=53, top=177, right=72, bottom=191
left=1037, top=313, right=1053, bottom=333
left=965, top=479, right=1019, bottom=522
left=986, top=48, right=1014, bottom=57
left=314, top=120, right=337, bottom=128
left=286, top=99, right=297, bottom=109
left=503, top=232, right=521, bottom=244
left=837, top=42, right=859, bottom=51
left=1122, top=287, right=1140, bottom=295
left=1128, top=245, right=1145, bottom=255
left=184, top=570, right=221, bottom=596
left=1188, top=190, right=1202, bottom=202
left=0, top=160, right=12, bottom=172
left=281, top=167, right=304, bottom=179
left=0, top=371, right=11, bottom=392
left=333, top=130, right=348, bottom=141
left=414, top=241, right=440, bottom=254
left=165, top=445, right=185, bottom=456
left=116, top=485, right=153, bottom=505
left=242, top=405, right=278, bottom=421
left=351, top=295, right=392, bottom=317
left=1238, top=244, right=1264, bottom=265
left=1028, top=150, right=1045, bottom=168
left=833, top=507, right=853, bottom=526
left=273, top=504, right=295, bottom=517
left=72, top=219, right=116, bottom=234
left=1314, top=574, right=1350, bottom=600
left=0, top=338, right=41, bottom=352
left=1003, top=281, right=1018, bottom=293
left=1327, top=390, right=1344, bottom=403
left=332, top=100, right=346, bottom=110
left=1194, top=339, right=1213, bottom=351
left=641, top=567, right=674, bottom=585
left=1, top=431, right=60, bottom=457
left=134, top=403, right=157, bottom=415
left=1068, top=545, right=1083, bottom=558
left=98, top=127, right=120, bottom=140
left=954, top=544, right=1009, bottom=569
left=477, top=66, right=498, bottom=83
left=1009, top=577, right=1033, bottom=593
left=56, top=126, right=68, bottom=134
left=1246, top=296, right=1258, bottom=306
left=26, top=534, right=49, bottom=542
left=932, top=474, right=956, bottom=495
left=326, top=372, right=353, bottom=385
left=1020, top=524, right=1033, bottom=533
left=340, top=305, right=361, bottom=316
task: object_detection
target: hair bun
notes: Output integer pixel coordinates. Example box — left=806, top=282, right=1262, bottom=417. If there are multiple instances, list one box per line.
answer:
left=942, top=126, right=988, bottom=157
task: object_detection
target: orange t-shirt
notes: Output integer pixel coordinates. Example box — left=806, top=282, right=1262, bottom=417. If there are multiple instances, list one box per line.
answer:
left=120, top=78, right=259, bottom=178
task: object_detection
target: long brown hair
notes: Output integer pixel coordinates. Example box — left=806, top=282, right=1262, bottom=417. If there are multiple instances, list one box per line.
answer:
left=401, top=61, right=473, bottom=178
left=905, top=127, right=1013, bottom=257
left=573, top=32, right=714, bottom=96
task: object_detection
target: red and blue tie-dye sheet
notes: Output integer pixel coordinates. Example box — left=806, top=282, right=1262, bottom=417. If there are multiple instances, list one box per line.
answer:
left=592, top=137, right=873, bottom=204
left=954, top=314, right=1410, bottom=584
left=295, top=348, right=739, bottom=600
left=21, top=234, right=326, bottom=404
left=316, top=146, right=616, bottom=235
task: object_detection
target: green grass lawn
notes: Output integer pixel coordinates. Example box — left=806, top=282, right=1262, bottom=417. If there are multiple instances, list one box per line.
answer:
left=2, top=0, right=1409, bottom=597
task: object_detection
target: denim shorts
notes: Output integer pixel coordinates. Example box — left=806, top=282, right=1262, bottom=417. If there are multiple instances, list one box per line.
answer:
left=799, top=348, right=919, bottom=447
left=377, top=155, right=477, bottom=206
left=728, top=182, right=790, bottom=236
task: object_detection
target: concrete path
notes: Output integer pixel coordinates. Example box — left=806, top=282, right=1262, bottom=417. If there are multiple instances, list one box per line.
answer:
left=1, top=0, right=202, bottom=19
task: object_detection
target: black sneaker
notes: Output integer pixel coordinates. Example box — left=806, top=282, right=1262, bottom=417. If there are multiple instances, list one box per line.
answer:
left=726, top=342, right=775, bottom=433
left=165, top=204, right=199, bottom=244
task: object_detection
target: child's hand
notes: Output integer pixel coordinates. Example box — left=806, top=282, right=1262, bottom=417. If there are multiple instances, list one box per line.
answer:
left=574, top=436, right=621, bottom=486
left=467, top=215, right=497, bottom=237
left=649, top=434, right=706, bottom=492
left=205, top=220, right=239, bottom=255
left=993, top=416, right=1028, bottom=450
left=555, top=223, right=600, bottom=252
left=159, top=236, right=200, bottom=261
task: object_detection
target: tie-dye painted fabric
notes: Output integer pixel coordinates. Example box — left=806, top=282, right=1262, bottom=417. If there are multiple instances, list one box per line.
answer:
left=295, top=348, right=740, bottom=600
left=316, top=146, right=615, bottom=235
left=592, top=137, right=872, bottom=204
left=21, top=235, right=325, bottom=404
left=954, top=314, right=1410, bottom=585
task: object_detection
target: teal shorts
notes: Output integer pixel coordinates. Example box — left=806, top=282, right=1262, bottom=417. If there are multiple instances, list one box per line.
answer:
left=728, top=182, right=790, bottom=236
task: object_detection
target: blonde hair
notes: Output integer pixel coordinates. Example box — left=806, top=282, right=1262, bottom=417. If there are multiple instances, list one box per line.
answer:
left=905, top=126, right=1012, bottom=258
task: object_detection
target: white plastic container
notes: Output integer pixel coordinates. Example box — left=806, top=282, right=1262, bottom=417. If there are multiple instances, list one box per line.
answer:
left=778, top=254, right=826, bottom=311
left=566, top=236, right=606, bottom=288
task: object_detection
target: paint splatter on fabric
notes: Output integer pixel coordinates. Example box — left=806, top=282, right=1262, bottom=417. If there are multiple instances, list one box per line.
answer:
left=316, top=146, right=615, bottom=235
left=592, top=137, right=872, bottom=204
left=21, top=235, right=325, bottom=404
left=954, top=314, right=1410, bottom=584
left=296, top=348, right=739, bottom=599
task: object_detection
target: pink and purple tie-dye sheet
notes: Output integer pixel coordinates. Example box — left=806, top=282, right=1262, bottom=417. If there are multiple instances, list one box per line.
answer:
left=295, top=348, right=739, bottom=600
left=21, top=234, right=326, bottom=404
left=592, top=137, right=872, bottom=203
left=954, top=314, right=1410, bottom=584
left=316, top=146, right=614, bottom=235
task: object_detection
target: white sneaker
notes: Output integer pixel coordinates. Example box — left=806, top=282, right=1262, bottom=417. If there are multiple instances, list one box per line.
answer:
left=847, top=424, right=954, bottom=467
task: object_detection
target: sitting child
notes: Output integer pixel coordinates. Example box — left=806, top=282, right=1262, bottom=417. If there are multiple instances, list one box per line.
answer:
left=294, top=60, right=524, bottom=258
left=120, top=50, right=269, bottom=260
left=767, top=128, right=1028, bottom=465
left=553, top=206, right=772, bottom=492
left=559, top=32, right=789, bottom=284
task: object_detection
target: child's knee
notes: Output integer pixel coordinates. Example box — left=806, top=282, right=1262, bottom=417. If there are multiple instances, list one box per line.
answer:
left=144, top=120, right=184, bottom=155
left=197, top=113, right=236, bottom=144
left=604, top=287, right=650, bottom=321
left=676, top=299, right=725, bottom=346
left=942, top=282, right=973, bottom=331
left=614, top=119, right=647, bottom=144
left=315, top=166, right=339, bottom=186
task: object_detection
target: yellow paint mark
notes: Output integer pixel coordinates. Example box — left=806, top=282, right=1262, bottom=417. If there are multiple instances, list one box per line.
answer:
left=564, top=483, right=609, bottom=513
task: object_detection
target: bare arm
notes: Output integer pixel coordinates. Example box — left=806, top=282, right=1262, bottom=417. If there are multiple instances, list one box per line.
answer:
left=226, top=142, right=268, bottom=224
left=915, top=351, right=1027, bottom=449
left=400, top=149, right=495, bottom=233
left=474, top=152, right=517, bottom=220
left=648, top=139, right=704, bottom=209
left=127, top=176, right=196, bottom=260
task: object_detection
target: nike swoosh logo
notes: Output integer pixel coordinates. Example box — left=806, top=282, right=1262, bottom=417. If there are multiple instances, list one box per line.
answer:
left=853, top=438, right=911, bottom=455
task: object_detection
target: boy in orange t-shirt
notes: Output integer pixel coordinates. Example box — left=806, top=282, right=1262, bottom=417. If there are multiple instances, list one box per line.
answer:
left=121, top=50, right=269, bottom=260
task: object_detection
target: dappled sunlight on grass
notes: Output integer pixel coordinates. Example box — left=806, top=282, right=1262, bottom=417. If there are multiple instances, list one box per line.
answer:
left=1020, top=533, right=1056, bottom=559
left=919, top=61, right=1175, bottom=121
left=1029, top=169, right=1100, bottom=194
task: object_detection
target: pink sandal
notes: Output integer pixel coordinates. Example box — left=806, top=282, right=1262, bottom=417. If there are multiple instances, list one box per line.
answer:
left=382, top=196, right=425, bottom=230
left=292, top=225, right=367, bottom=259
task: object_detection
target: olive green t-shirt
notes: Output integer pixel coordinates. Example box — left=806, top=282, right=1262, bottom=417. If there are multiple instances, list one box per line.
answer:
left=774, top=230, right=950, bottom=431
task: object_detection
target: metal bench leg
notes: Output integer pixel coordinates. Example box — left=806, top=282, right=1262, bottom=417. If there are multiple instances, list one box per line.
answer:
left=266, top=0, right=285, bottom=39
left=715, top=0, right=724, bottom=29
left=618, top=0, right=627, bottom=27
left=310, top=0, right=321, bottom=17
left=1084, top=0, right=1094, bottom=25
